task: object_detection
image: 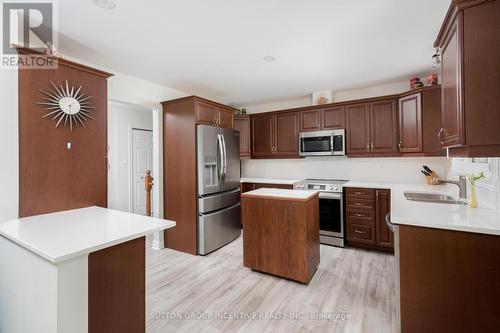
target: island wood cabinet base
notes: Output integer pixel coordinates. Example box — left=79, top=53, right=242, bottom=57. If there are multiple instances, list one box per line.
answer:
left=242, top=194, right=319, bottom=284
left=89, top=237, right=146, bottom=333
left=0, top=236, right=146, bottom=333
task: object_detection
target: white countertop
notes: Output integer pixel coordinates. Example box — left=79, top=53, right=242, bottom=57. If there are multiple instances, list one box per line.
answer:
left=0, top=206, right=176, bottom=264
left=240, top=178, right=302, bottom=185
left=242, top=188, right=318, bottom=200
left=344, top=181, right=500, bottom=236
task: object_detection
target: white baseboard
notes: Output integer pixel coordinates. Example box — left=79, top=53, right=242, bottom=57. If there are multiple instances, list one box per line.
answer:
left=151, top=231, right=165, bottom=250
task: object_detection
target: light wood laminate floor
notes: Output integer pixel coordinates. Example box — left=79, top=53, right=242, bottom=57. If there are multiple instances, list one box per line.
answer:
left=146, top=235, right=396, bottom=333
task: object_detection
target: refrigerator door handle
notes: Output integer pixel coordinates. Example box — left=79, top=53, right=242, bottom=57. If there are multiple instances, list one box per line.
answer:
left=221, top=134, right=227, bottom=181
left=217, top=134, right=224, bottom=182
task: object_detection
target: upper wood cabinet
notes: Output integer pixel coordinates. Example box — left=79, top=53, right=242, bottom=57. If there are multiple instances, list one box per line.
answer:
left=323, top=106, right=345, bottom=130
left=346, top=103, right=370, bottom=154
left=195, top=101, right=233, bottom=128
left=251, top=111, right=299, bottom=159
left=300, top=109, right=322, bottom=132
left=234, top=115, right=251, bottom=159
left=370, top=100, right=398, bottom=154
left=251, top=114, right=274, bottom=158
left=399, top=87, right=445, bottom=156
left=300, top=106, right=345, bottom=132
left=347, top=100, right=398, bottom=156
left=438, top=15, right=464, bottom=148
left=399, top=93, right=423, bottom=153
left=435, top=1, right=500, bottom=157
left=275, top=112, right=299, bottom=157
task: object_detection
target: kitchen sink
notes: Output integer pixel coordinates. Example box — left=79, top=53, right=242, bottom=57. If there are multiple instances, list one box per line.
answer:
left=404, top=192, right=467, bottom=205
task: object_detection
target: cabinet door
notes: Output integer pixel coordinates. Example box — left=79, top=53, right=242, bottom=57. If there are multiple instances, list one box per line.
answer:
left=440, top=16, right=465, bottom=147
left=275, top=112, right=299, bottom=157
left=234, top=116, right=250, bottom=158
left=323, top=106, right=345, bottom=130
left=195, top=101, right=218, bottom=126
left=375, top=189, right=393, bottom=248
left=370, top=100, right=398, bottom=153
left=300, top=109, right=321, bottom=132
left=218, top=108, right=234, bottom=128
left=346, top=103, right=370, bottom=154
left=251, top=114, right=274, bottom=158
left=241, top=183, right=256, bottom=193
left=399, top=93, right=423, bottom=153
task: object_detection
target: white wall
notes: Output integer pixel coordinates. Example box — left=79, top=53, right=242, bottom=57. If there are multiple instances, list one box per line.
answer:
left=242, top=95, right=310, bottom=114
left=238, top=80, right=411, bottom=113
left=242, top=157, right=448, bottom=184
left=106, top=72, right=188, bottom=220
left=108, top=101, right=153, bottom=213
left=0, top=68, right=18, bottom=223
left=332, top=80, right=409, bottom=102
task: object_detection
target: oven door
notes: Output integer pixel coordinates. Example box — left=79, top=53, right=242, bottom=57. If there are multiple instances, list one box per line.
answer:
left=318, top=192, right=344, bottom=238
left=299, top=132, right=333, bottom=156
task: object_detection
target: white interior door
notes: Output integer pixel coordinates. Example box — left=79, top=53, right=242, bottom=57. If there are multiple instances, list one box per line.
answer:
left=132, top=129, right=153, bottom=215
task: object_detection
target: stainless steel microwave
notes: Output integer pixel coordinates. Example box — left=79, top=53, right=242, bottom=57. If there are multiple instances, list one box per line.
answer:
left=299, top=129, right=346, bottom=157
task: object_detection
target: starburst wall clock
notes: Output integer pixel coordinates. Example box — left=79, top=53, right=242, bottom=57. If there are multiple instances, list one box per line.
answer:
left=36, top=80, right=95, bottom=131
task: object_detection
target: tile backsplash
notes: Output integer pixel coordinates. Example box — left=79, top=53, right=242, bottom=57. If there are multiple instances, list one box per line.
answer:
left=241, top=157, right=448, bottom=184
left=446, top=158, right=500, bottom=211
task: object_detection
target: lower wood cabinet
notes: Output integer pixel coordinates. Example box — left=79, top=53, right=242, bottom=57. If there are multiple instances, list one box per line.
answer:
left=241, top=182, right=293, bottom=193
left=345, top=187, right=393, bottom=251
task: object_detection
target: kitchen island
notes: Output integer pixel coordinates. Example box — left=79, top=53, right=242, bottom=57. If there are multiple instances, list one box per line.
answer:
left=241, top=188, right=319, bottom=284
left=0, top=206, right=176, bottom=333
left=346, top=181, right=500, bottom=333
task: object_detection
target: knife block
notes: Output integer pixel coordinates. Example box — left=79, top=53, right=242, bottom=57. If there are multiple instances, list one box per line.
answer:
left=425, top=172, right=441, bottom=185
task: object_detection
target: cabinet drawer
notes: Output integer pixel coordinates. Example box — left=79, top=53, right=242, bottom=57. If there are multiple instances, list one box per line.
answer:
left=347, top=222, right=375, bottom=244
left=346, top=210, right=375, bottom=222
left=346, top=188, right=376, bottom=199
left=346, top=198, right=375, bottom=211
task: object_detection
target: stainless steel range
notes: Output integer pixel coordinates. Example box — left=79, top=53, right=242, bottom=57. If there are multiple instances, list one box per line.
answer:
left=294, top=179, right=348, bottom=247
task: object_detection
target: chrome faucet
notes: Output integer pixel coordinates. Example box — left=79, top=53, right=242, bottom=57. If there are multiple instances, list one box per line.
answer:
left=439, top=175, right=467, bottom=199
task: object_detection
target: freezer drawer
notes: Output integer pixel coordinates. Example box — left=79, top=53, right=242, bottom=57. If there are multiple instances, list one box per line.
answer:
left=198, top=188, right=240, bottom=214
left=198, top=203, right=241, bottom=255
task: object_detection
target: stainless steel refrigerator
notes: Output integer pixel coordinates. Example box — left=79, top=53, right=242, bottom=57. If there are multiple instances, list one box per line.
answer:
left=197, top=125, right=241, bottom=255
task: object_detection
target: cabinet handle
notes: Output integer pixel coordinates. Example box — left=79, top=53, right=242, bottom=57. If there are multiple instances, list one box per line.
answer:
left=370, top=142, right=374, bottom=151
left=354, top=229, right=366, bottom=234
left=366, top=143, right=370, bottom=152
left=437, top=128, right=445, bottom=144
left=354, top=191, right=363, bottom=195
left=354, top=213, right=364, bottom=217
left=398, top=141, right=402, bottom=151
left=354, top=203, right=363, bottom=206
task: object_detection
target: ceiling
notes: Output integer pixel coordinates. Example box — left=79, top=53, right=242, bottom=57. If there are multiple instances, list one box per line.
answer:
left=57, top=0, right=451, bottom=105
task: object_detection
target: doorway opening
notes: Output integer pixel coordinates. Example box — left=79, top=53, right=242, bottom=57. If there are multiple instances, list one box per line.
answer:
left=108, top=101, right=153, bottom=214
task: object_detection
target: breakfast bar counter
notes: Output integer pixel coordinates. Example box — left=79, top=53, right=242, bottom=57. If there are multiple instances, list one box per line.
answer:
left=0, top=206, right=176, bottom=333
left=241, top=188, right=319, bottom=284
